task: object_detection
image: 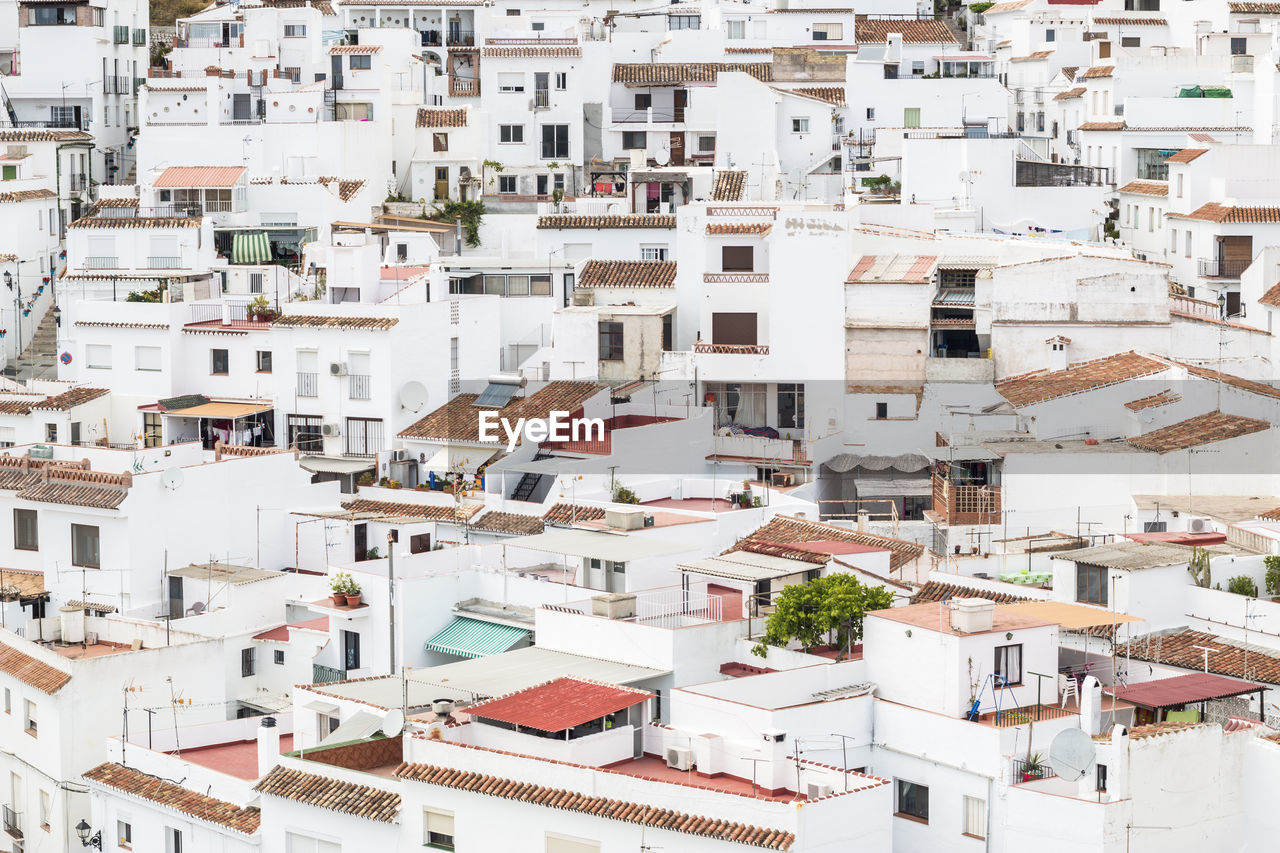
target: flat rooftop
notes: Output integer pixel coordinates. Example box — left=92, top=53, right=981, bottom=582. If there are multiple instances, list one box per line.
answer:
left=870, top=602, right=1056, bottom=636
left=608, top=755, right=803, bottom=802
left=1132, top=494, right=1275, bottom=524
left=171, top=734, right=295, bottom=780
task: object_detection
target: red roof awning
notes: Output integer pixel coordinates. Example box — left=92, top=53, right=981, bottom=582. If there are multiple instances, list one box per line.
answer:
left=154, top=166, right=247, bottom=189
left=467, top=677, right=651, bottom=732
left=1106, top=672, right=1262, bottom=709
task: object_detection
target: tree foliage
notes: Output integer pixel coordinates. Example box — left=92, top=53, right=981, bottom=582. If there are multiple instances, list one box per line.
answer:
left=1264, top=556, right=1280, bottom=597
left=752, top=573, right=894, bottom=659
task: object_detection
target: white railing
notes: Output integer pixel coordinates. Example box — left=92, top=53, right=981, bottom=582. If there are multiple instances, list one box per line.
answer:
left=634, top=588, right=721, bottom=628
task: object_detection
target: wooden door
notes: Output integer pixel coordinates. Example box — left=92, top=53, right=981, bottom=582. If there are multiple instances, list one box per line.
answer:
left=673, top=88, right=687, bottom=121
left=669, top=132, right=685, bottom=166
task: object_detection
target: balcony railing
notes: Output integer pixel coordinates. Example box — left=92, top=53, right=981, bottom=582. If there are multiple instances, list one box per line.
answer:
left=447, top=29, right=475, bottom=45
left=312, top=663, right=346, bottom=683
left=1012, top=757, right=1057, bottom=781
left=692, top=341, right=770, bottom=355
left=1198, top=257, right=1250, bottom=279
left=297, top=372, right=319, bottom=398
left=84, top=256, right=119, bottom=269
left=2, top=805, right=21, bottom=840
left=69, top=173, right=87, bottom=192
left=450, top=77, right=478, bottom=97
left=703, top=272, right=769, bottom=283
left=103, top=75, right=131, bottom=95
left=147, top=256, right=183, bottom=269
left=533, top=89, right=550, bottom=109
left=348, top=374, right=370, bottom=400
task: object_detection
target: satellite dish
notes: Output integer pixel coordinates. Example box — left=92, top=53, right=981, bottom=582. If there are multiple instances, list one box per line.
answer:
left=381, top=708, right=405, bottom=738
left=1047, top=727, right=1098, bottom=782
left=398, top=381, right=428, bottom=413
left=654, top=146, right=671, bottom=167
left=161, top=468, right=185, bottom=491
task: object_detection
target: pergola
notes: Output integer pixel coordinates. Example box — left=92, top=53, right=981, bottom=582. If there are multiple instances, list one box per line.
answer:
left=1105, top=672, right=1266, bottom=723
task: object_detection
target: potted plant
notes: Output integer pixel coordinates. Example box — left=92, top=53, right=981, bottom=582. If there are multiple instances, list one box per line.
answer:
left=1022, top=752, right=1045, bottom=782
left=343, top=575, right=363, bottom=607
left=329, top=571, right=351, bottom=606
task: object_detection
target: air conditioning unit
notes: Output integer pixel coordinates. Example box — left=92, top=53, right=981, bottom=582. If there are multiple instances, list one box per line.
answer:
left=806, top=782, right=832, bottom=799
left=665, top=746, right=694, bottom=770
left=572, top=291, right=595, bottom=306
left=321, top=423, right=342, bottom=437
left=1189, top=517, right=1210, bottom=533
left=329, top=362, right=348, bottom=376
left=391, top=449, right=409, bottom=461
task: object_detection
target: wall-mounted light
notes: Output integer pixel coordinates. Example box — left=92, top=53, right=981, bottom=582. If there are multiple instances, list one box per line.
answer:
left=1006, top=632, right=1013, bottom=641
left=905, top=629, right=912, bottom=638
left=75, top=820, right=102, bottom=849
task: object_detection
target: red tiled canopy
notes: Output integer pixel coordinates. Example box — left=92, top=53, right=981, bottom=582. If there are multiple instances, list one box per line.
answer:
left=1106, top=672, right=1262, bottom=709
left=467, top=677, right=651, bottom=732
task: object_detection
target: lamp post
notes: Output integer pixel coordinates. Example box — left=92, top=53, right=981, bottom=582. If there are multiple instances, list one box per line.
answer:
left=75, top=819, right=102, bottom=849
left=3, top=268, right=21, bottom=364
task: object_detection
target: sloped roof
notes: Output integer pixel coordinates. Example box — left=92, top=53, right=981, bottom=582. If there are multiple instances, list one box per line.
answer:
left=578, top=260, right=676, bottom=289
left=855, top=18, right=957, bottom=43
left=706, top=222, right=771, bottom=235
left=154, top=166, right=246, bottom=188
left=611, top=63, right=772, bottom=85
left=1093, top=15, right=1166, bottom=24
left=1081, top=65, right=1115, bottom=78
left=254, top=766, right=399, bottom=823
left=542, top=503, right=607, bottom=524
left=0, top=644, right=70, bottom=693
left=83, top=763, right=262, bottom=834
left=416, top=108, right=467, bottom=128
left=727, top=514, right=923, bottom=572
left=1126, top=411, right=1270, bottom=453
left=1124, top=629, right=1280, bottom=686
left=17, top=467, right=130, bottom=509
left=1228, top=1, right=1280, bottom=11
left=1124, top=389, right=1180, bottom=410
left=338, top=498, right=482, bottom=521
left=470, top=510, right=545, bottom=536
left=466, top=677, right=650, bottom=731
left=1166, top=149, right=1207, bottom=163
left=1169, top=203, right=1280, bottom=223
left=537, top=214, right=676, bottom=230
left=1053, top=86, right=1086, bottom=100
left=846, top=255, right=937, bottom=284
left=0, top=129, right=92, bottom=143
left=1011, top=50, right=1054, bottom=62
left=398, top=382, right=605, bottom=443
left=789, top=86, right=846, bottom=105
left=1259, top=283, right=1280, bottom=307
left=0, top=189, right=56, bottom=203
left=32, top=386, right=110, bottom=410
left=712, top=170, right=747, bottom=201
left=995, top=352, right=1169, bottom=407
left=483, top=46, right=582, bottom=58
left=1117, top=180, right=1168, bottom=196
left=271, top=315, right=398, bottom=330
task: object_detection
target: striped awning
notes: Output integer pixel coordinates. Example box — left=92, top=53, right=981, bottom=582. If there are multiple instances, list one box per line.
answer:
left=231, top=231, right=271, bottom=265
left=424, top=616, right=530, bottom=659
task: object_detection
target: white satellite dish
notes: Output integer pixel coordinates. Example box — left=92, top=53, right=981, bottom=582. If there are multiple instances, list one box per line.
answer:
left=398, top=381, right=428, bottom=413
left=654, top=146, right=671, bottom=167
left=1047, top=727, right=1097, bottom=782
left=161, top=467, right=185, bottom=491
left=381, top=708, right=406, bottom=738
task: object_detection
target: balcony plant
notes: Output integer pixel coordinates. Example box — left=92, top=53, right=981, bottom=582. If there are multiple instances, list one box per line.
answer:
left=1022, top=752, right=1046, bottom=782
left=343, top=575, right=363, bottom=607
left=1264, top=556, right=1280, bottom=600
left=330, top=571, right=353, bottom=605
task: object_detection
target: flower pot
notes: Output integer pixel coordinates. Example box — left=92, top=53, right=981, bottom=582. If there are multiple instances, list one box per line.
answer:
left=331, top=593, right=345, bottom=606
left=343, top=593, right=362, bottom=607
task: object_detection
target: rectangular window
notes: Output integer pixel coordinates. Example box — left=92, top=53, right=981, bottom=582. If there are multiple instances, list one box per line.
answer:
left=710, top=313, right=757, bottom=346
left=284, top=23, right=306, bottom=37
left=555, top=72, right=567, bottom=90
left=896, top=780, right=928, bottom=822
left=507, top=275, right=530, bottom=296
left=285, top=831, right=342, bottom=853
left=546, top=836, right=602, bottom=853
left=497, top=72, right=524, bottom=92
left=875, top=402, right=888, bottom=420
left=425, top=809, right=455, bottom=850
left=165, top=827, right=182, bottom=853
left=866, top=107, right=876, bottom=120
left=134, top=346, right=161, bottom=372
left=777, top=383, right=804, bottom=429
left=117, top=820, right=132, bottom=847
left=241, top=647, right=255, bottom=677
left=499, top=124, right=524, bottom=143
left=530, top=275, right=552, bottom=295
left=39, top=789, right=49, bottom=829
left=1096, top=764, right=1108, bottom=792
left=1185, top=230, right=1192, bottom=259
left=622, top=131, right=647, bottom=150
left=727, top=19, right=745, bottom=39
left=257, top=351, right=273, bottom=373
left=721, top=245, right=754, bottom=272
left=669, top=14, right=700, bottom=29
left=812, top=22, right=842, bottom=40
left=540, top=124, right=569, bottom=158
left=211, top=348, right=229, bottom=375
left=698, top=135, right=715, bottom=152
left=498, top=175, right=517, bottom=194
left=71, top=524, right=100, bottom=568
left=3, top=688, right=9, bottom=713
left=410, top=533, right=432, bottom=554
left=1121, top=36, right=1140, bottom=47
left=640, top=245, right=668, bottom=261
left=14, top=509, right=37, bottom=551
left=791, top=117, right=809, bottom=133
left=44, top=423, right=57, bottom=443
left=342, top=629, right=361, bottom=670
left=86, top=344, right=112, bottom=369
left=994, top=644, right=1023, bottom=686
left=1045, top=28, right=1055, bottom=42
left=903, top=107, right=921, bottom=128
left=23, top=699, right=35, bottom=736
left=1230, top=36, right=1247, bottom=55
left=1170, top=228, right=1177, bottom=252
left=598, top=321, right=624, bottom=361
left=963, top=796, right=986, bottom=839
left=634, top=93, right=652, bottom=111
left=344, top=417, right=383, bottom=457
left=144, top=412, right=162, bottom=448
left=287, top=414, right=322, bottom=453
left=349, top=55, right=372, bottom=70
left=30, top=6, right=76, bottom=24
left=433, top=132, right=449, bottom=152
left=1176, top=173, right=1184, bottom=198
left=274, top=649, right=285, bottom=665
left=1076, top=563, right=1108, bottom=606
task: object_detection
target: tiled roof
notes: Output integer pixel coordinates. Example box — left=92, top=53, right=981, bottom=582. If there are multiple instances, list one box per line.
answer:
left=0, top=400, right=34, bottom=416
left=912, top=579, right=1030, bottom=606
left=789, top=86, right=846, bottom=105
left=0, top=129, right=92, bottom=142
left=329, top=44, right=381, bottom=54
left=995, top=351, right=1168, bottom=407
left=16, top=467, right=130, bottom=509
left=416, top=107, right=467, bottom=128
left=706, top=222, right=772, bottom=235
left=246, top=0, right=336, bottom=11
left=1082, top=65, right=1114, bottom=78
left=154, top=166, right=246, bottom=189
left=712, top=170, right=747, bottom=201
left=65, top=599, right=116, bottom=613
left=1054, top=86, right=1086, bottom=100
left=1169, top=203, right=1280, bottom=223
left=846, top=254, right=938, bottom=284
left=578, top=260, right=676, bottom=288
left=1060, top=66, right=1080, bottom=81
left=68, top=215, right=200, bottom=230
left=1259, top=283, right=1280, bottom=307
left=537, top=214, right=675, bottom=230
left=1117, top=180, right=1168, bottom=196
left=1228, top=1, right=1280, bottom=11
left=0, top=189, right=56, bottom=202
left=32, top=386, right=110, bottom=410
left=855, top=18, right=957, bottom=43
left=83, top=763, right=262, bottom=834
left=984, top=0, right=1033, bottom=12
left=542, top=503, right=607, bottom=524
left=0, top=644, right=70, bottom=693
left=0, top=569, right=46, bottom=599
left=1124, top=389, right=1180, bottom=410
left=1124, top=629, right=1280, bottom=686
left=727, top=515, right=924, bottom=572
left=724, top=46, right=774, bottom=53
left=1079, top=121, right=1126, bottom=131
left=339, top=498, right=482, bottom=521
left=254, top=766, right=400, bottom=823
left=73, top=321, right=169, bottom=329
left=483, top=46, right=582, bottom=58
left=1093, top=15, right=1166, bottom=24
left=399, top=381, right=605, bottom=443
left=318, top=176, right=366, bottom=201
left=1126, top=411, right=1270, bottom=453
left=394, top=763, right=796, bottom=850
left=467, top=677, right=651, bottom=731
left=271, top=315, right=398, bottom=329
left=1124, top=721, right=1207, bottom=739
left=1166, top=148, right=1208, bottom=163
left=470, top=510, right=545, bottom=536
left=611, top=63, right=773, bottom=85
left=1011, top=50, right=1054, bottom=62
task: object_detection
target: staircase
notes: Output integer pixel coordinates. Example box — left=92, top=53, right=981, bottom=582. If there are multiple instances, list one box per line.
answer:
left=15, top=310, right=57, bottom=378
left=511, top=471, right=543, bottom=502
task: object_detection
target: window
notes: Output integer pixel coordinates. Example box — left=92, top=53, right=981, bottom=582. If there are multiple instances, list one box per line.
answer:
left=541, top=124, right=569, bottom=158
left=433, top=132, right=448, bottom=153
left=117, top=820, right=132, bottom=847
left=3, top=688, right=8, bottom=713
left=727, top=19, right=745, bottom=39
left=791, top=117, right=809, bottom=133
left=1170, top=228, right=1177, bottom=252
left=777, top=383, right=804, bottom=429
left=531, top=21, right=544, bottom=30
left=1096, top=763, right=1108, bottom=792
left=546, top=836, right=601, bottom=853
left=812, top=22, right=842, bottom=40
left=30, top=5, right=76, bottom=24
left=698, top=135, right=715, bottom=152
left=342, top=629, right=361, bottom=670
left=144, top=412, right=162, bottom=448
left=1176, top=173, right=1184, bottom=198
left=669, top=14, right=700, bottom=29
left=555, top=72, right=567, bottom=90
left=345, top=417, right=383, bottom=457
left=507, top=275, right=530, bottom=296
left=274, top=649, right=285, bottom=665
left=165, top=827, right=183, bottom=853
left=241, top=647, right=255, bottom=677
left=622, top=131, right=647, bottom=150
left=286, top=415, right=321, bottom=453
left=711, top=313, right=758, bottom=346
left=640, top=245, right=668, bottom=261
left=284, top=22, right=306, bottom=36
left=499, top=124, right=524, bottom=143
left=896, top=780, right=928, bottom=822
left=349, top=54, right=372, bottom=70
left=497, top=72, right=524, bottom=92
left=23, top=699, right=35, bottom=736
left=903, top=107, right=921, bottom=128
left=1076, top=563, right=1108, bottom=606
left=531, top=275, right=552, bottom=295
left=1230, top=36, right=1247, bottom=55
left=211, top=348, right=229, bottom=375
left=256, top=350, right=272, bottom=373
left=134, top=346, right=161, bottom=372
left=598, top=321, right=624, bottom=361
left=498, top=175, right=516, bottom=194
left=1148, top=206, right=1155, bottom=233
left=39, top=789, right=49, bottom=830
left=86, top=344, right=111, bottom=369
left=14, top=509, right=37, bottom=552
left=866, top=107, right=876, bottom=120
left=283, top=66, right=301, bottom=83
left=963, top=795, right=986, bottom=839
left=1121, top=36, right=1140, bottom=47
left=44, top=423, right=56, bottom=443
left=71, top=524, right=100, bottom=568
left=1185, top=230, right=1192, bottom=259
left=285, top=831, right=341, bottom=853
left=875, top=402, right=888, bottom=420
left=425, top=809, right=455, bottom=850
left=722, top=246, right=754, bottom=272
left=994, top=644, right=1022, bottom=686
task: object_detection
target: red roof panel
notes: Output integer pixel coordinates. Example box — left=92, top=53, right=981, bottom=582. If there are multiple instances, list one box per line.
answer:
left=1106, top=672, right=1261, bottom=709
left=466, top=677, right=651, bottom=732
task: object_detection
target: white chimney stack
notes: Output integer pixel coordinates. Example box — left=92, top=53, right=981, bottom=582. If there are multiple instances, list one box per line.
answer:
left=257, top=716, right=281, bottom=778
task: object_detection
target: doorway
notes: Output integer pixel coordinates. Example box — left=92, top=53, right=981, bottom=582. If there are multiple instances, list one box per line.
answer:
left=354, top=523, right=368, bottom=561
left=669, top=132, right=685, bottom=166
left=434, top=166, right=449, bottom=201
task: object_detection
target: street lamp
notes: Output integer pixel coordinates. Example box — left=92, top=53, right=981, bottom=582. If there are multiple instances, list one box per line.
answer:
left=52, top=305, right=61, bottom=326
left=75, top=819, right=102, bottom=849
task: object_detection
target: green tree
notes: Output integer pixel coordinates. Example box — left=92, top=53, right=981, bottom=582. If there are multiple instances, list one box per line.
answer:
left=1227, top=574, right=1258, bottom=598
left=752, top=573, right=893, bottom=659
left=1264, top=556, right=1280, bottom=597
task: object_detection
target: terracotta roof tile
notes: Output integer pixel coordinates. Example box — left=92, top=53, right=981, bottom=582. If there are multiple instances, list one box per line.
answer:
left=84, top=763, right=261, bottom=833
left=467, top=677, right=651, bottom=731
left=1117, top=180, right=1168, bottom=196
left=0, top=569, right=46, bottom=599
left=1168, top=149, right=1210, bottom=165
left=416, top=108, right=467, bottom=128
left=579, top=260, right=676, bottom=288
left=155, top=166, right=246, bottom=189
left=399, top=381, right=605, bottom=443
left=329, top=44, right=381, bottom=54
left=855, top=18, right=957, bottom=43
left=483, top=46, right=582, bottom=57
left=846, top=254, right=937, bottom=283
left=542, top=503, right=607, bottom=524
left=470, top=510, right=545, bottom=536
left=724, top=46, right=774, bottom=53
left=33, top=386, right=110, bottom=410
left=0, top=400, right=34, bottom=416
left=1060, top=66, right=1080, bottom=81
left=68, top=215, right=201, bottom=230
left=995, top=351, right=1168, bottom=407
left=1124, top=628, right=1280, bottom=686
left=1011, top=50, right=1054, bottom=62
left=912, top=579, right=1030, bottom=605
left=789, top=86, right=846, bottom=105
left=1079, top=120, right=1126, bottom=131
left=1124, top=389, right=1180, bottom=410
left=271, top=315, right=398, bottom=329
left=73, top=321, right=169, bottom=329
left=984, top=0, right=1033, bottom=12
left=1175, top=361, right=1280, bottom=400
left=1093, top=15, right=1166, bottom=24
left=727, top=514, right=924, bottom=572
left=712, top=170, right=747, bottom=202
left=0, top=189, right=56, bottom=203
left=254, top=766, right=399, bottom=823
left=393, top=763, right=795, bottom=850
left=1082, top=65, right=1115, bottom=78
left=0, top=643, right=70, bottom=693
left=1259, top=283, right=1280, bottom=307
left=1170, top=202, right=1280, bottom=223
left=339, top=498, right=482, bottom=521
left=612, top=63, right=772, bottom=85
left=1228, top=1, right=1280, bottom=11
left=1127, top=411, right=1270, bottom=453
left=0, top=129, right=92, bottom=143
left=537, top=214, right=675, bottom=230
left=1054, top=86, right=1086, bottom=100
left=16, top=466, right=130, bottom=509
left=706, top=222, right=772, bottom=235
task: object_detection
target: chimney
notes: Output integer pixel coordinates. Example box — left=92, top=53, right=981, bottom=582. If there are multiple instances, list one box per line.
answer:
left=591, top=592, right=636, bottom=619
left=1078, top=675, right=1103, bottom=735
left=257, top=716, right=281, bottom=778
left=949, top=598, right=995, bottom=634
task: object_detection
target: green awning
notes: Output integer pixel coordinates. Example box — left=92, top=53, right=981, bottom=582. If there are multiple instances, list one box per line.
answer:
left=424, top=616, right=530, bottom=659
left=232, top=231, right=271, bottom=264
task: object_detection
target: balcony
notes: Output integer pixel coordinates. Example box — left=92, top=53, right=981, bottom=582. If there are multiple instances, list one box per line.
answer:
left=348, top=374, right=370, bottom=400
left=703, top=272, right=769, bottom=283
left=69, top=173, right=87, bottom=192
left=103, top=75, right=131, bottom=95
left=113, top=24, right=129, bottom=44
left=450, top=77, right=479, bottom=97
left=447, top=29, right=475, bottom=46
left=692, top=341, right=770, bottom=355
left=3, top=805, right=20, bottom=840
left=312, top=663, right=346, bottom=683
left=930, top=470, right=1001, bottom=525
left=533, top=89, right=550, bottom=109
left=1198, top=257, right=1249, bottom=279
left=84, top=256, right=119, bottom=269
left=297, top=372, right=319, bottom=398
left=1014, top=160, right=1107, bottom=188
left=147, top=256, right=183, bottom=269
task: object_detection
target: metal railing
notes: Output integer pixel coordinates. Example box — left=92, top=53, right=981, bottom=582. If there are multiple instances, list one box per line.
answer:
left=348, top=374, right=370, bottom=400
left=447, top=29, right=475, bottom=45
left=69, top=173, right=87, bottom=192
left=1012, top=757, right=1056, bottom=782
left=533, top=89, right=550, bottom=108
left=312, top=663, right=346, bottom=684
left=147, top=256, right=183, bottom=269
left=297, top=372, right=319, bottom=398
left=84, top=257, right=119, bottom=269
left=1198, top=257, right=1250, bottom=279
left=2, top=805, right=21, bottom=839
left=703, top=272, right=769, bottom=283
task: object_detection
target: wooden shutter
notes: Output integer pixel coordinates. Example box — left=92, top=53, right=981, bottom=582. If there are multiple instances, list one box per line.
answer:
left=711, top=313, right=757, bottom=345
